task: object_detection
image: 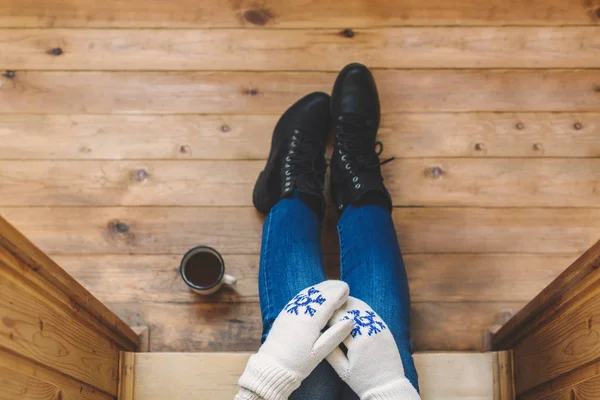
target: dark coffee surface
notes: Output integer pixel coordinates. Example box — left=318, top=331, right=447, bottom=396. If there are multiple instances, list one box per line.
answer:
left=184, top=251, right=222, bottom=287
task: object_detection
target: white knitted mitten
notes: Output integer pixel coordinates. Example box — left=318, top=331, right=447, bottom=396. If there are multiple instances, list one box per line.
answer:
left=237, top=281, right=354, bottom=400
left=327, top=296, right=421, bottom=400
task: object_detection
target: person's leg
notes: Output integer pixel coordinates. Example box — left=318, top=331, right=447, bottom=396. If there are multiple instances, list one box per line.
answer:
left=259, top=191, right=341, bottom=399
left=338, top=204, right=419, bottom=393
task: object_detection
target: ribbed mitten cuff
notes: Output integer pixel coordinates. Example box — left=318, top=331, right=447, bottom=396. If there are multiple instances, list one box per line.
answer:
left=362, top=379, right=421, bottom=400
left=237, top=354, right=301, bottom=400
left=234, top=388, right=264, bottom=400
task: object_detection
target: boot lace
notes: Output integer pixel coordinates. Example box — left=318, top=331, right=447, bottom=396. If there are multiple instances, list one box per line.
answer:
left=334, top=114, right=394, bottom=180
left=283, top=129, right=326, bottom=193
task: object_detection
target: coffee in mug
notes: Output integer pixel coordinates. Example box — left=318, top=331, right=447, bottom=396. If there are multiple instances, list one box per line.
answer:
left=180, top=246, right=237, bottom=295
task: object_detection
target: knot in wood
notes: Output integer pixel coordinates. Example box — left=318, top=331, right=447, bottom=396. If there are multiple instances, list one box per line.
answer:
left=243, top=8, right=273, bottom=26
left=133, top=168, right=148, bottom=182
left=340, top=28, right=355, bottom=38
left=48, top=47, right=63, bottom=56
left=429, top=166, right=444, bottom=179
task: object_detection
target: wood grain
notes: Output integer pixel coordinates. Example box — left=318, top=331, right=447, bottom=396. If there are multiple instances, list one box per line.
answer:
left=1, top=70, right=599, bottom=114
left=127, top=352, right=506, bottom=400
left=541, top=375, right=600, bottom=400
left=0, top=217, right=139, bottom=350
left=3, top=28, right=600, bottom=70
left=2, top=207, right=598, bottom=255
left=0, top=260, right=119, bottom=395
left=493, top=351, right=515, bottom=400
left=0, top=365, right=61, bottom=400
left=0, top=0, right=598, bottom=27
left=519, top=362, right=600, bottom=400
left=53, top=253, right=572, bottom=303
left=493, top=240, right=600, bottom=350
left=109, top=301, right=525, bottom=352
left=1, top=159, right=599, bottom=207
left=1, top=113, right=598, bottom=160
left=512, top=280, right=600, bottom=394
left=0, top=348, right=112, bottom=400
left=117, top=351, right=135, bottom=400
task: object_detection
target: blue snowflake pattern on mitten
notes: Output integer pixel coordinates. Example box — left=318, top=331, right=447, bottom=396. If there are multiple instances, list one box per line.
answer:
left=284, top=287, right=326, bottom=317
left=344, top=309, right=387, bottom=337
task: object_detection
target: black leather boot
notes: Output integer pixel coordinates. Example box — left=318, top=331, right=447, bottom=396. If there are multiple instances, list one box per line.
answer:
left=330, top=63, right=393, bottom=214
left=253, top=92, right=331, bottom=219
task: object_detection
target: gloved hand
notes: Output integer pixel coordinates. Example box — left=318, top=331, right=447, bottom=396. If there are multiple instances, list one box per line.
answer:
left=237, top=281, right=355, bottom=400
left=327, top=297, right=421, bottom=400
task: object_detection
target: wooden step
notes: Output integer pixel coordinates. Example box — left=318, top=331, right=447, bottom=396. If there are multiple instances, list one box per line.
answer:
left=118, top=351, right=514, bottom=400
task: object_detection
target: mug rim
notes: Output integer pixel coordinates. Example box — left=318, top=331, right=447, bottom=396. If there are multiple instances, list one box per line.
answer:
left=179, top=245, right=225, bottom=291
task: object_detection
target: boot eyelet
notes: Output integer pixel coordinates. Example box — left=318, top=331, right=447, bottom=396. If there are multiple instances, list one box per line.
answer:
left=355, top=183, right=361, bottom=189
left=352, top=177, right=358, bottom=183
left=285, top=170, right=291, bottom=176
left=286, top=176, right=291, bottom=181
left=289, top=150, right=295, bottom=154
left=294, top=129, right=300, bottom=134
left=285, top=182, right=291, bottom=187
left=341, top=155, right=347, bottom=161
left=339, top=204, right=344, bottom=209
left=338, top=149, right=343, bottom=155
left=291, top=142, right=296, bottom=148
left=285, top=163, right=290, bottom=167
left=338, top=116, right=343, bottom=121
left=286, top=156, right=291, bottom=162
left=345, top=163, right=351, bottom=170
left=292, top=135, right=297, bottom=140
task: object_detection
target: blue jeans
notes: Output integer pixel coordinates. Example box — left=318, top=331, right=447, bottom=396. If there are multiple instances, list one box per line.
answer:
left=259, top=192, right=419, bottom=399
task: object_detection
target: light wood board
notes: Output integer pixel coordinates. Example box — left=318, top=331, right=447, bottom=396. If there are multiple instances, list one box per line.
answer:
left=0, top=0, right=598, bottom=27
left=2, top=28, right=600, bottom=70
left=1, top=207, right=598, bottom=255
left=54, top=253, right=574, bottom=303
left=1, top=113, right=598, bottom=160
left=121, top=352, right=510, bottom=400
left=107, top=301, right=525, bottom=352
left=1, top=159, right=600, bottom=207
left=1, top=70, right=600, bottom=114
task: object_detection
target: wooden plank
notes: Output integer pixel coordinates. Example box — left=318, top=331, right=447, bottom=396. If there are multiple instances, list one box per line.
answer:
left=1, top=113, right=598, bottom=160
left=493, top=240, right=600, bottom=349
left=512, top=278, right=600, bottom=394
left=108, top=301, right=524, bottom=352
left=2, top=28, right=600, bottom=70
left=0, top=0, right=598, bottom=28
left=2, top=207, right=599, bottom=255
left=519, top=362, right=600, bottom=400
left=128, top=352, right=504, bottom=400
left=0, top=216, right=139, bottom=350
left=539, top=375, right=600, bottom=400
left=1, top=159, right=600, bottom=207
left=0, top=348, right=111, bottom=400
left=0, top=365, right=60, bottom=400
left=53, top=253, right=572, bottom=303
left=0, top=260, right=120, bottom=395
left=117, top=352, right=136, bottom=400
left=493, top=351, right=515, bottom=400
left=1, top=70, right=599, bottom=114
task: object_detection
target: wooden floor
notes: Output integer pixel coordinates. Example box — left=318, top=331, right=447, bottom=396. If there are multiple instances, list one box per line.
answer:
left=0, top=0, right=599, bottom=353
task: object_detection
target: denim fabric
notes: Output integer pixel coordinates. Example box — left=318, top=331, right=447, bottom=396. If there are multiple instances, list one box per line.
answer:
left=258, top=192, right=419, bottom=399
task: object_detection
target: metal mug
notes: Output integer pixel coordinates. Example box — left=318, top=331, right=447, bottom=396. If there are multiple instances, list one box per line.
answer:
left=179, top=246, right=237, bottom=295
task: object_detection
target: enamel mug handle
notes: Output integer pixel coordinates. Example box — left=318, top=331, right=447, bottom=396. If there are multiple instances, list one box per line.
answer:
left=223, top=274, right=237, bottom=287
